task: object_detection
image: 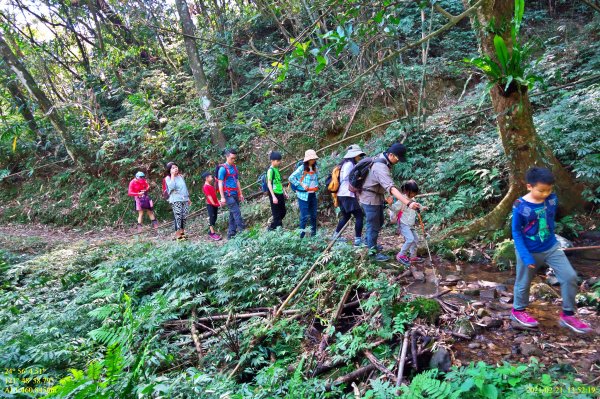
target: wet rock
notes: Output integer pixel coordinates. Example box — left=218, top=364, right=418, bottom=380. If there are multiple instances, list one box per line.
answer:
left=468, top=342, right=481, bottom=349
left=546, top=268, right=559, bottom=286
left=520, top=343, right=543, bottom=357
left=478, top=316, right=502, bottom=329
left=500, top=296, right=513, bottom=304
left=580, top=231, right=600, bottom=241
left=453, top=318, right=479, bottom=338
left=555, top=234, right=573, bottom=249
left=477, top=308, right=488, bottom=317
left=468, top=249, right=487, bottom=264
left=513, top=336, right=527, bottom=344
left=471, top=301, right=485, bottom=309
left=494, top=284, right=508, bottom=293
left=504, top=277, right=516, bottom=286
left=489, top=302, right=513, bottom=311
left=586, top=277, right=599, bottom=286
left=441, top=274, right=461, bottom=286
left=530, top=283, right=559, bottom=300
left=480, top=288, right=497, bottom=300
left=546, top=276, right=559, bottom=286
left=456, top=281, right=467, bottom=289
left=429, top=348, right=452, bottom=372
left=454, top=248, right=470, bottom=261
left=411, top=267, right=425, bottom=281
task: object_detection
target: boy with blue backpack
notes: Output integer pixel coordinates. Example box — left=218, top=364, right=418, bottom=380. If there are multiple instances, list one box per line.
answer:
left=264, top=151, right=287, bottom=230
left=510, top=167, right=591, bottom=333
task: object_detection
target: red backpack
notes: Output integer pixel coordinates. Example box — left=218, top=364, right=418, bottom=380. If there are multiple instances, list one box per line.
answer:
left=215, top=163, right=239, bottom=194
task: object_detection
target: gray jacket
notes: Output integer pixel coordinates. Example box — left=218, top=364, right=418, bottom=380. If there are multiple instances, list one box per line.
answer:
left=359, top=153, right=396, bottom=206
left=165, top=175, right=190, bottom=203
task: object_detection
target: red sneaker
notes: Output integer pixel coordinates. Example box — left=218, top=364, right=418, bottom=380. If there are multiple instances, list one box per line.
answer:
left=409, top=256, right=425, bottom=263
left=559, top=313, right=592, bottom=334
left=396, top=253, right=410, bottom=265
left=511, top=309, right=539, bottom=328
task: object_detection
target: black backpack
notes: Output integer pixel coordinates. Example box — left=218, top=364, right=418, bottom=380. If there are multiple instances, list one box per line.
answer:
left=348, top=156, right=387, bottom=193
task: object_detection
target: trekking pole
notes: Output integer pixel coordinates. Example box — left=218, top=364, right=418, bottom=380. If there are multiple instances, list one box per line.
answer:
left=417, top=209, right=439, bottom=295
left=417, top=210, right=432, bottom=263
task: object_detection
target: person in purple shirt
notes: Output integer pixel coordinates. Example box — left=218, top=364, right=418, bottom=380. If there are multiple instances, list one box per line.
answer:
left=510, top=167, right=591, bottom=333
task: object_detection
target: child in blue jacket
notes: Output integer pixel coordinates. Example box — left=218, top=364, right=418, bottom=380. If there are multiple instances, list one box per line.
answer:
left=511, top=167, right=591, bottom=333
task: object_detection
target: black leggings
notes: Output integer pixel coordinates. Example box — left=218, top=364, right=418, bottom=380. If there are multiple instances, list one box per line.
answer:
left=335, top=207, right=364, bottom=238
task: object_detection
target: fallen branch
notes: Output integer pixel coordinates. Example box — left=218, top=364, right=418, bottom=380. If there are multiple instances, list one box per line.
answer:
left=410, top=330, right=419, bottom=372
left=273, top=219, right=351, bottom=319
left=190, top=308, right=204, bottom=365
left=562, top=245, right=600, bottom=252
left=230, top=221, right=352, bottom=378
left=395, top=332, right=410, bottom=387
left=326, top=364, right=377, bottom=390
left=315, top=285, right=353, bottom=372
left=164, top=309, right=302, bottom=327
left=415, top=191, right=441, bottom=198
left=364, top=350, right=397, bottom=384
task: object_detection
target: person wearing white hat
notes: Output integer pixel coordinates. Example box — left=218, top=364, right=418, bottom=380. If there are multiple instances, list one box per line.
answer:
left=334, top=145, right=366, bottom=246
left=289, top=149, right=320, bottom=238
left=127, top=171, right=158, bottom=232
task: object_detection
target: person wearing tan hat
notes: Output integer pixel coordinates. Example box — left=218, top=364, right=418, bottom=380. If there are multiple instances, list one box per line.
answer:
left=333, top=144, right=366, bottom=246
left=289, top=149, right=320, bottom=238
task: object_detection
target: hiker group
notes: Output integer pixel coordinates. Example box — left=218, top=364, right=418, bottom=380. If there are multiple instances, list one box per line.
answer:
left=127, top=148, right=592, bottom=334
left=128, top=143, right=422, bottom=260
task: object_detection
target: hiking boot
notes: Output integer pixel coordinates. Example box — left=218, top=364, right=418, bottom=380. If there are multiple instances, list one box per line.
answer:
left=396, top=254, right=411, bottom=266
left=137, top=223, right=143, bottom=233
left=354, top=237, right=364, bottom=247
left=409, top=256, right=425, bottom=264
left=559, top=312, right=591, bottom=334
left=209, top=233, right=222, bottom=241
left=510, top=309, right=539, bottom=328
left=372, top=253, right=390, bottom=262
left=151, top=220, right=158, bottom=229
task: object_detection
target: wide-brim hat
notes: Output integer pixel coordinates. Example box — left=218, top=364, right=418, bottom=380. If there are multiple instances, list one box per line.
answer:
left=303, top=149, right=319, bottom=162
left=344, top=144, right=366, bottom=159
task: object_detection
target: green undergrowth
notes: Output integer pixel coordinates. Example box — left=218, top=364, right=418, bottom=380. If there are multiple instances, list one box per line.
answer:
left=1, top=233, right=594, bottom=398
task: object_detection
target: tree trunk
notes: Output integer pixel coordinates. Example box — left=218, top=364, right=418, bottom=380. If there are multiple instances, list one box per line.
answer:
left=0, top=61, right=43, bottom=141
left=451, top=0, right=584, bottom=239
left=88, top=0, right=105, bottom=54
left=0, top=32, right=78, bottom=164
left=95, top=0, right=138, bottom=46
left=175, top=0, right=226, bottom=147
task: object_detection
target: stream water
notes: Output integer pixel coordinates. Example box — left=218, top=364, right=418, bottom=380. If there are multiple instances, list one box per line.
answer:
left=403, top=249, right=600, bottom=376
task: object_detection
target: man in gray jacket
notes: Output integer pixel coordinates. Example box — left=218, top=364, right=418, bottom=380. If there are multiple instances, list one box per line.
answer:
left=360, top=143, right=421, bottom=261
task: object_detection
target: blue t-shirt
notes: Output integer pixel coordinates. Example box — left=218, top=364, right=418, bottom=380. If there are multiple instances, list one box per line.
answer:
left=218, top=163, right=239, bottom=195
left=511, top=193, right=558, bottom=265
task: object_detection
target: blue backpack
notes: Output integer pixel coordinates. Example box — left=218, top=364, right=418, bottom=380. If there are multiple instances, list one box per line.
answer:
left=259, top=167, right=271, bottom=193
left=288, top=160, right=306, bottom=192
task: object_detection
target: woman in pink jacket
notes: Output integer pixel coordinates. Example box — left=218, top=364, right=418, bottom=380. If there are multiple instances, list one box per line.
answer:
left=128, top=171, right=158, bottom=232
